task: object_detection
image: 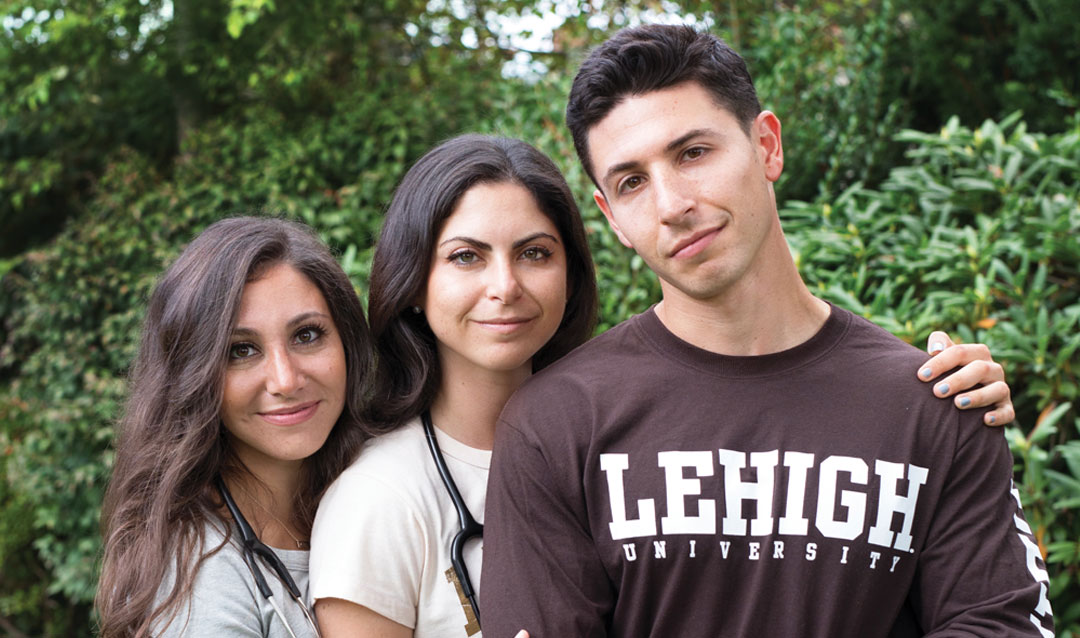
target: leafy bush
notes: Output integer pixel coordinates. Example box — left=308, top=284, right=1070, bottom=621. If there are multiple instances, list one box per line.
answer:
left=2, top=2, right=1078, bottom=636
left=784, top=112, right=1080, bottom=634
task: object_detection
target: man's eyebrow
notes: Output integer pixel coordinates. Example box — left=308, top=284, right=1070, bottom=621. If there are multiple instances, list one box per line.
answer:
left=600, top=128, right=716, bottom=189
left=665, top=129, right=712, bottom=154
left=601, top=159, right=643, bottom=190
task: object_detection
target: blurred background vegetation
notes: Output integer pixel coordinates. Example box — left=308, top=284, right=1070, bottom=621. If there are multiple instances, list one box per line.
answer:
left=0, top=0, right=1077, bottom=635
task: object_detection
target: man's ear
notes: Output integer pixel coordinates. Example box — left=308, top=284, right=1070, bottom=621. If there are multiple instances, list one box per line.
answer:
left=594, top=189, right=634, bottom=249
left=754, top=111, right=784, bottom=183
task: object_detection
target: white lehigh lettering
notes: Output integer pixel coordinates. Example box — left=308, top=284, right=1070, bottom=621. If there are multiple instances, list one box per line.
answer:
left=653, top=540, right=667, bottom=559
left=778, top=451, right=815, bottom=535
left=622, top=543, right=637, bottom=561
left=719, top=541, right=731, bottom=558
left=773, top=541, right=785, bottom=559
left=748, top=542, right=760, bottom=560
left=890, top=555, right=900, bottom=572
left=689, top=540, right=696, bottom=558
left=867, top=460, right=928, bottom=551
left=658, top=450, right=717, bottom=535
left=806, top=543, right=817, bottom=561
left=718, top=449, right=779, bottom=536
left=816, top=455, right=868, bottom=540
left=840, top=545, right=850, bottom=564
left=600, top=453, right=657, bottom=540
left=869, top=551, right=881, bottom=569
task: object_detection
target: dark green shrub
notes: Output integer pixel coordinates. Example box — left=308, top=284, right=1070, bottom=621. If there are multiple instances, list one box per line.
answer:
left=784, top=112, right=1080, bottom=634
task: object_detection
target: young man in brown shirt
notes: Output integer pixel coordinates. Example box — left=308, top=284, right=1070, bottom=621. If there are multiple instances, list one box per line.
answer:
left=480, top=25, right=1053, bottom=637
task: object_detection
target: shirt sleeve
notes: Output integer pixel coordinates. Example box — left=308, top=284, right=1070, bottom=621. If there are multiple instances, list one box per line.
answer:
left=910, top=418, right=1054, bottom=636
left=308, top=470, right=424, bottom=628
left=480, top=420, right=615, bottom=638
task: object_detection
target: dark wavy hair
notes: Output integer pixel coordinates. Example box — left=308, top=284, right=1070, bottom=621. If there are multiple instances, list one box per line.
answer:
left=566, top=24, right=762, bottom=185
left=96, top=216, right=373, bottom=638
left=366, top=134, right=597, bottom=429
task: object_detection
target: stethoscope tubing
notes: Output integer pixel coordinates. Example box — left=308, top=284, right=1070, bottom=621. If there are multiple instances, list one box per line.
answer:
left=422, top=410, right=484, bottom=627
left=216, top=476, right=321, bottom=637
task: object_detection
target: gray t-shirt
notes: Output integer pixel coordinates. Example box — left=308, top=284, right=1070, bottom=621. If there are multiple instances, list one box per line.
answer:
left=154, top=518, right=316, bottom=637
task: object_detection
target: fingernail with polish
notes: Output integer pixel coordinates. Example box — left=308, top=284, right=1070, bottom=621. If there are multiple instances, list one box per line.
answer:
left=936, top=383, right=949, bottom=395
left=959, top=396, right=971, bottom=408
left=920, top=367, right=933, bottom=379
left=988, top=415, right=996, bottom=424
left=929, top=342, right=945, bottom=354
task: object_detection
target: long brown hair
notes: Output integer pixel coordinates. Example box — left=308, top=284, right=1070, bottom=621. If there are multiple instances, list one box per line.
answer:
left=96, top=216, right=373, bottom=637
left=365, top=134, right=597, bottom=429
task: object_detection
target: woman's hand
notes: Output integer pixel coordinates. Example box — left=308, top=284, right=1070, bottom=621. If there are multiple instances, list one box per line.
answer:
left=917, top=331, right=1014, bottom=426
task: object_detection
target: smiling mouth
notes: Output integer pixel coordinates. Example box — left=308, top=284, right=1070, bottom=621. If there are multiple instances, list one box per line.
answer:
left=259, top=401, right=320, bottom=426
left=670, top=225, right=725, bottom=259
left=474, top=317, right=535, bottom=334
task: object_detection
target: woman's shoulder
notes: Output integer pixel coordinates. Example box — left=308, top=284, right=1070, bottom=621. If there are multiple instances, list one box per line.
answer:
left=336, top=417, right=429, bottom=481
left=166, top=519, right=252, bottom=592
left=152, top=518, right=264, bottom=636
left=316, top=417, right=433, bottom=517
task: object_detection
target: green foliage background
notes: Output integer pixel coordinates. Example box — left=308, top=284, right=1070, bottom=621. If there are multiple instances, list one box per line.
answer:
left=1, top=0, right=1077, bottom=635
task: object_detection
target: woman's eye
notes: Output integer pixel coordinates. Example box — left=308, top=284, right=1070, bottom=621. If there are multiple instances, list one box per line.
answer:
left=295, top=326, right=323, bottom=344
left=521, top=246, right=551, bottom=261
left=450, top=250, right=478, bottom=265
left=228, top=343, right=256, bottom=360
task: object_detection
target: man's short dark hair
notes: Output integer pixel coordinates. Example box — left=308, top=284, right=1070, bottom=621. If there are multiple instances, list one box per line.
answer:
left=566, top=24, right=762, bottom=186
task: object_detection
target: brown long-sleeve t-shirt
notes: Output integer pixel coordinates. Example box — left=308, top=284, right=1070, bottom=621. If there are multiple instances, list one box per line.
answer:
left=481, top=304, right=1053, bottom=637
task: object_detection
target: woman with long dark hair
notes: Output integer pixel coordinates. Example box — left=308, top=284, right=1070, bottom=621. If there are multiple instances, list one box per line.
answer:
left=309, top=135, right=594, bottom=637
left=306, top=134, right=1014, bottom=638
left=97, top=217, right=372, bottom=637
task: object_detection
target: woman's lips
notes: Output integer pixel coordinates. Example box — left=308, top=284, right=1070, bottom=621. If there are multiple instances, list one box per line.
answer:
left=258, top=401, right=320, bottom=426
left=474, top=317, right=534, bottom=334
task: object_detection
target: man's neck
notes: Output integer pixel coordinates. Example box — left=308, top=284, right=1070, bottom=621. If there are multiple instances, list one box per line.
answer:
left=654, top=246, right=830, bottom=357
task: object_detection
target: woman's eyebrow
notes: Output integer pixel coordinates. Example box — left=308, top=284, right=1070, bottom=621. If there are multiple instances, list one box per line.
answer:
left=438, top=236, right=490, bottom=250
left=231, top=311, right=331, bottom=336
left=286, top=311, right=332, bottom=328
left=513, top=232, right=560, bottom=249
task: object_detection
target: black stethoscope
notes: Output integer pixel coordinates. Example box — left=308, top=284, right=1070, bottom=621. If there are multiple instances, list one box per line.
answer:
left=422, top=410, right=484, bottom=627
left=216, top=476, right=322, bottom=637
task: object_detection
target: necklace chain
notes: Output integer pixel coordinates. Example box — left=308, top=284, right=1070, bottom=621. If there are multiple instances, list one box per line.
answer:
left=234, top=482, right=309, bottom=550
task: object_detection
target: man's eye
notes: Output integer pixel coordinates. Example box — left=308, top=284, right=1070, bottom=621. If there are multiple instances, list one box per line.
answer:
left=619, top=176, right=643, bottom=193
left=684, top=147, right=705, bottom=159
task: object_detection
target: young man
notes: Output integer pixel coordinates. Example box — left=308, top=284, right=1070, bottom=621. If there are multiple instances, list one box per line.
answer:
left=480, top=25, right=1053, bottom=637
